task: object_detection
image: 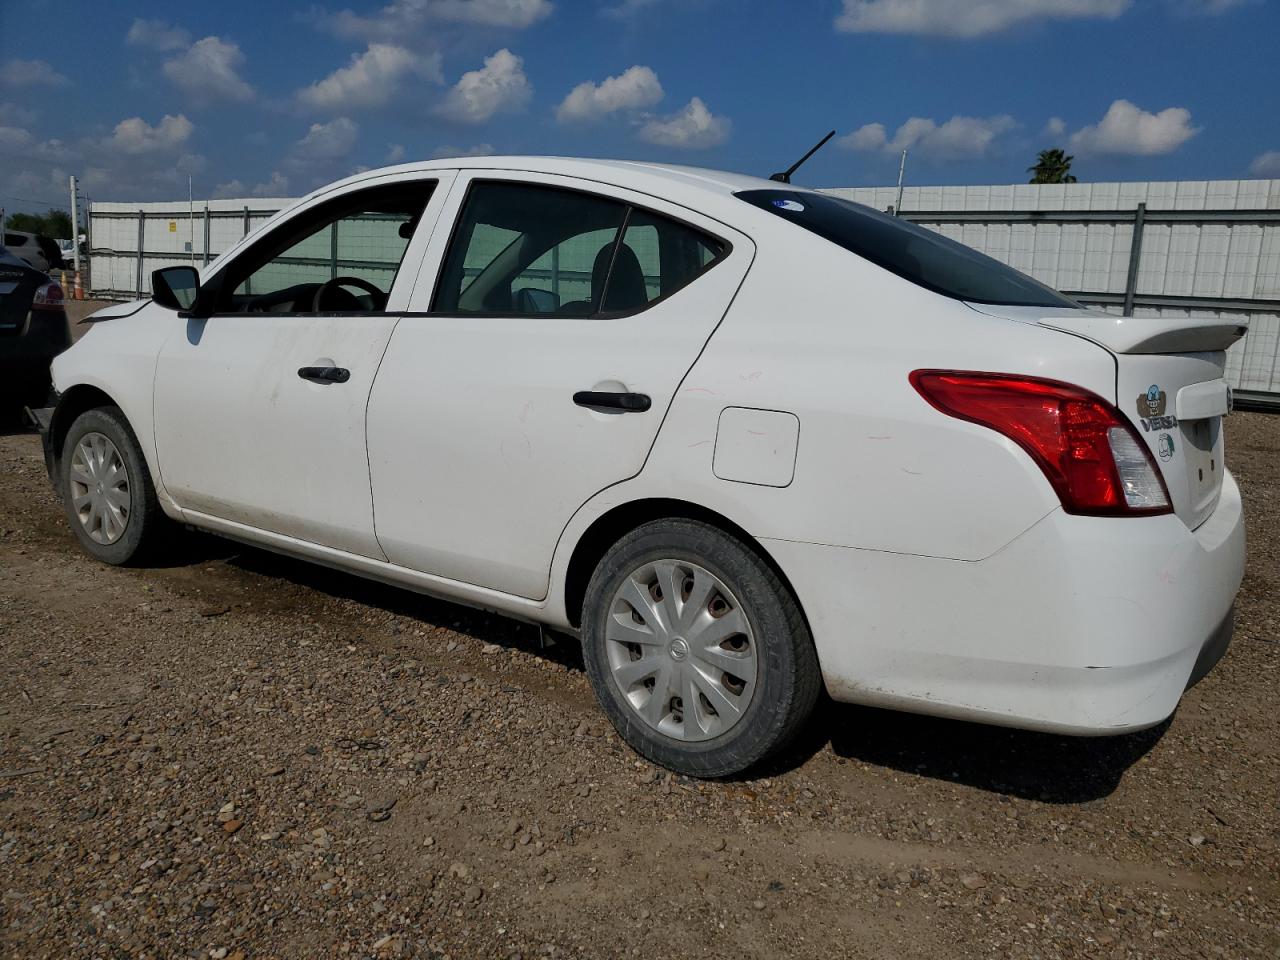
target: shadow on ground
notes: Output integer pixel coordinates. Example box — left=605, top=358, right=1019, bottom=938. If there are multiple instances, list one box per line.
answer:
left=160, top=532, right=1165, bottom=802
left=767, top=695, right=1167, bottom=803
left=225, top=542, right=586, bottom=674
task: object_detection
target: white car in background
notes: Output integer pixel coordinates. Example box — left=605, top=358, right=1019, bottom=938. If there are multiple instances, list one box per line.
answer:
left=37, top=157, right=1245, bottom=776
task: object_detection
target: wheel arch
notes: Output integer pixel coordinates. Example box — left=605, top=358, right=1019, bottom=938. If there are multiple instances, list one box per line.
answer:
left=49, top=384, right=121, bottom=474
left=561, top=497, right=808, bottom=632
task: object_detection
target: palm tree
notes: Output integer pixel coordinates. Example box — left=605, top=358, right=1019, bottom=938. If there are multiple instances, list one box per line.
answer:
left=1028, top=148, right=1078, bottom=184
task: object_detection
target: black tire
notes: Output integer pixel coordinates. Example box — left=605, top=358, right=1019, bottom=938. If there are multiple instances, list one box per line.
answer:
left=59, top=406, right=167, bottom=565
left=581, top=518, right=821, bottom=778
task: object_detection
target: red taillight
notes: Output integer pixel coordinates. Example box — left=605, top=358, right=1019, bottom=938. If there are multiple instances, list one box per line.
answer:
left=910, top=370, right=1172, bottom=517
left=32, top=281, right=65, bottom=311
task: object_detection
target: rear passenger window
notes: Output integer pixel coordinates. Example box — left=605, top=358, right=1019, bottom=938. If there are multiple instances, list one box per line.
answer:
left=432, top=181, right=727, bottom=317
left=433, top=182, right=628, bottom=316
left=601, top=209, right=725, bottom=314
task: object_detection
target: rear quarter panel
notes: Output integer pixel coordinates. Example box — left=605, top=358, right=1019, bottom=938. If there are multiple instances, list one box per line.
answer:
left=549, top=220, right=1120, bottom=612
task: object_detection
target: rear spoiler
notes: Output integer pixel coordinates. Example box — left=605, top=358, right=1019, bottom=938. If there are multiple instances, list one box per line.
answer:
left=1038, top=314, right=1247, bottom=354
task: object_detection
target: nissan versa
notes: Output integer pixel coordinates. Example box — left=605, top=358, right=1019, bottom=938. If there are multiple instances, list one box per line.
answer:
left=35, top=158, right=1245, bottom=776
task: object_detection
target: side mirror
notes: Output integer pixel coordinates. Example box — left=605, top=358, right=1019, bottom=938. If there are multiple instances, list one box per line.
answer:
left=152, top=266, right=200, bottom=311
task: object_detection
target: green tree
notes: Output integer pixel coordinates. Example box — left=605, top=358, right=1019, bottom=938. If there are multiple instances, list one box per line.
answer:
left=1028, top=148, right=1078, bottom=184
left=5, top=208, right=73, bottom=238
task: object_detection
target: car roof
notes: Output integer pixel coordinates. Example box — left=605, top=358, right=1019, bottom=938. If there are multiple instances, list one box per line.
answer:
left=313, top=156, right=800, bottom=215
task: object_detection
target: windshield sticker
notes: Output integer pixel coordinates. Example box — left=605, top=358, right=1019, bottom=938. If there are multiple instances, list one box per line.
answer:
left=1157, top=433, right=1176, bottom=461
left=1137, top=384, right=1167, bottom=419
left=771, top=199, right=805, bottom=212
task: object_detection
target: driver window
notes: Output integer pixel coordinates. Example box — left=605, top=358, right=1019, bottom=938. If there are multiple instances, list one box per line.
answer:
left=217, top=180, right=434, bottom=314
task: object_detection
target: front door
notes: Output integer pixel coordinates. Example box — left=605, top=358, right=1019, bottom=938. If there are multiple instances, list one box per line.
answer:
left=367, top=172, right=752, bottom=598
left=153, top=174, right=451, bottom=558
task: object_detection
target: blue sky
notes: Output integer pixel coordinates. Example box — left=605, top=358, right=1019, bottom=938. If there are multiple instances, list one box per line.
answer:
left=1, top=0, right=1277, bottom=213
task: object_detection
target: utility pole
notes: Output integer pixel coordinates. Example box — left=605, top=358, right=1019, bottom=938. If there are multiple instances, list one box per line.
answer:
left=188, top=174, right=195, bottom=264
left=894, top=149, right=908, bottom=218
left=69, top=175, right=82, bottom=273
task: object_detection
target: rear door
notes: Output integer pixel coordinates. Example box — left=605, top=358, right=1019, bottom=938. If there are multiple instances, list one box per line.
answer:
left=367, top=171, right=753, bottom=599
left=153, top=173, right=454, bottom=557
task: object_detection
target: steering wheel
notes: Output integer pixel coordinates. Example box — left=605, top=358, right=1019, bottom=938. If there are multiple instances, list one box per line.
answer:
left=311, top=276, right=386, bottom=312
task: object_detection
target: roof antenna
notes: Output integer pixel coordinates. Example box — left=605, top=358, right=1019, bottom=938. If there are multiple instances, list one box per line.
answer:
left=770, top=130, right=836, bottom=184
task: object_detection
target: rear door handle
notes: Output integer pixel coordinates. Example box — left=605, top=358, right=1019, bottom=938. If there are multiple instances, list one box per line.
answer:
left=573, top=391, right=651, bottom=412
left=298, top=365, right=350, bottom=384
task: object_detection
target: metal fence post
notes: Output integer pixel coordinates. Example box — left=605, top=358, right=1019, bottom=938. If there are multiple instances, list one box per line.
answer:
left=203, top=206, right=211, bottom=267
left=135, top=210, right=145, bottom=298
left=330, top=220, right=339, bottom=280
left=242, top=205, right=250, bottom=237
left=1122, top=202, right=1146, bottom=317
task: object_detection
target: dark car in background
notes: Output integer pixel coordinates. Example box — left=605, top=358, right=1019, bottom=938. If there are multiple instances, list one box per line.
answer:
left=3, top=230, right=65, bottom=274
left=0, top=245, right=71, bottom=415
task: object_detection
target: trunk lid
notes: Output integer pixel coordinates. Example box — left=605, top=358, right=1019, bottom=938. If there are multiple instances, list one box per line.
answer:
left=966, top=304, right=1245, bottom=530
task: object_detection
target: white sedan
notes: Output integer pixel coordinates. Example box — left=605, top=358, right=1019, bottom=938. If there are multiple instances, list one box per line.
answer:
left=39, top=158, right=1245, bottom=776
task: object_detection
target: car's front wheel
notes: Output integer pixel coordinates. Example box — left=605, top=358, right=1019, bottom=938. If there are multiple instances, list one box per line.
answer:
left=581, top=518, right=821, bottom=778
left=60, top=406, right=166, bottom=565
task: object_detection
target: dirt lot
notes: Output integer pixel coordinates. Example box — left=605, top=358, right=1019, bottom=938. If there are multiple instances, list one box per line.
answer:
left=1, top=407, right=1277, bottom=960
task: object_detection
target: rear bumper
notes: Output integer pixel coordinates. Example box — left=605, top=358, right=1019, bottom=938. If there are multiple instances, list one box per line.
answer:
left=763, top=470, right=1245, bottom=735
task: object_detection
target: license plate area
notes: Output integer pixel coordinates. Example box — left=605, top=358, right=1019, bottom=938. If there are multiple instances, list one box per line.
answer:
left=1179, top=416, right=1224, bottom=523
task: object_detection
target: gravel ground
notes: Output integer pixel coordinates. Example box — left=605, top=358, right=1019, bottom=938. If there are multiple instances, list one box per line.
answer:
left=0, top=411, right=1277, bottom=960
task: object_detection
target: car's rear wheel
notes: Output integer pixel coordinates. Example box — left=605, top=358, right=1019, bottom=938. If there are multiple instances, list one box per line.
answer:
left=581, top=518, right=820, bottom=777
left=60, top=406, right=166, bottom=565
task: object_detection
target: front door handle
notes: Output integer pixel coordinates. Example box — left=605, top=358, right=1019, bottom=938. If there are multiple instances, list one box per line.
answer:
left=298, top=365, right=350, bottom=384
left=573, top=390, right=651, bottom=412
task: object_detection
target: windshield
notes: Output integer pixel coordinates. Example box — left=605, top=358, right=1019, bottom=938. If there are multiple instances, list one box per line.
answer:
left=736, top=189, right=1078, bottom=309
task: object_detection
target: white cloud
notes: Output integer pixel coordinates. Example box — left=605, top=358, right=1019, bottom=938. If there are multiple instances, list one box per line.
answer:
left=2, top=116, right=208, bottom=204
left=298, top=44, right=442, bottom=110
left=556, top=66, right=663, bottom=123
left=102, top=114, right=195, bottom=154
left=279, top=118, right=363, bottom=192
left=295, top=117, right=360, bottom=158
left=0, top=59, right=71, bottom=88
left=435, top=49, right=531, bottom=124
left=602, top=0, right=662, bottom=17
left=252, top=171, right=292, bottom=197
left=387, top=143, right=407, bottom=163
left=1044, top=116, right=1066, bottom=137
left=430, top=143, right=496, bottom=158
left=637, top=97, right=730, bottom=150
left=0, top=126, right=34, bottom=150
left=212, top=172, right=292, bottom=199
left=0, top=102, right=37, bottom=126
left=321, top=0, right=552, bottom=39
left=841, top=114, right=1016, bottom=159
left=835, top=0, right=1130, bottom=37
left=126, top=18, right=192, bottom=51
left=1068, top=99, right=1199, bottom=155
left=1248, top=151, right=1280, bottom=178
left=163, top=37, right=254, bottom=103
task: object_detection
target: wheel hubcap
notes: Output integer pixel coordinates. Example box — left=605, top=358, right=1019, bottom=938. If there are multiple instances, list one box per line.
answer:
left=68, top=432, right=131, bottom=545
left=605, top=559, right=758, bottom=742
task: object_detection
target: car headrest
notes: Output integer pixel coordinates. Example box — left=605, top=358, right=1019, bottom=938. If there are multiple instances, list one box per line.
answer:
left=592, top=242, right=648, bottom=313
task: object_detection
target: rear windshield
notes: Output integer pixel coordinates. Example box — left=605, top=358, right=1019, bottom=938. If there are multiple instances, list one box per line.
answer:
left=736, top=189, right=1077, bottom=309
